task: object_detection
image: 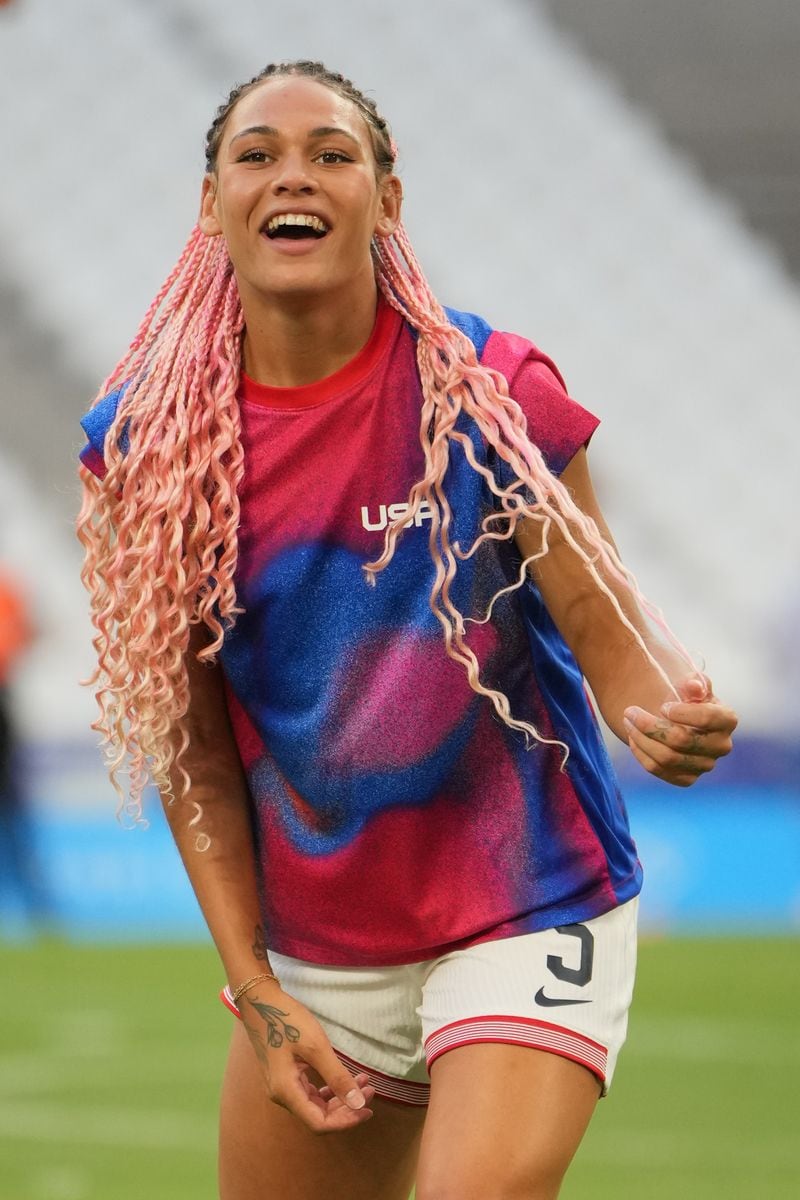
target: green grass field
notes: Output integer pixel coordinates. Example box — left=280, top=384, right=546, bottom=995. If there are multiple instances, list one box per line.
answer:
left=1, top=937, right=797, bottom=1199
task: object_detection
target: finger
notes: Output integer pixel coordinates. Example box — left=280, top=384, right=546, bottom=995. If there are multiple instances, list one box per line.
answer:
left=624, top=710, right=731, bottom=762
left=627, top=738, right=706, bottom=786
left=623, top=709, right=697, bottom=753
left=295, top=1064, right=374, bottom=1109
left=675, top=674, right=713, bottom=703
left=304, top=1045, right=370, bottom=1112
left=625, top=703, right=735, bottom=748
left=659, top=700, right=738, bottom=735
left=317, top=1084, right=377, bottom=1111
left=277, top=1069, right=374, bottom=1132
left=317, top=1073, right=373, bottom=1104
left=626, top=724, right=715, bottom=777
left=626, top=727, right=673, bottom=774
left=290, top=1091, right=374, bottom=1131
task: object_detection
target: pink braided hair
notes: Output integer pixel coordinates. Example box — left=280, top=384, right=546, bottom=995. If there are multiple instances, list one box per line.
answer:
left=78, top=62, right=699, bottom=833
left=78, top=232, right=243, bottom=840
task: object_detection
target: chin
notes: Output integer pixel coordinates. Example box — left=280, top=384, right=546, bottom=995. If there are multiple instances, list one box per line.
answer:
left=240, top=266, right=331, bottom=301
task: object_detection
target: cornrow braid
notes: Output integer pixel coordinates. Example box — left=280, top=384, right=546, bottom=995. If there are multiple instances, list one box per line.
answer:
left=80, top=61, right=702, bottom=833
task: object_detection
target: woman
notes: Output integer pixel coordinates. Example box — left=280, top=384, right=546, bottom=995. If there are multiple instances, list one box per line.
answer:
left=78, top=61, right=736, bottom=1200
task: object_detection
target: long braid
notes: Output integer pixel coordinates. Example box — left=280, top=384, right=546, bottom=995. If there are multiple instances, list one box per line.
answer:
left=78, top=231, right=243, bottom=832
left=79, top=61, right=700, bottom=831
left=370, top=222, right=700, bottom=754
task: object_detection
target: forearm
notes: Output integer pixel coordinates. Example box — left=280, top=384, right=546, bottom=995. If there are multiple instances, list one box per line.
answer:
left=569, top=610, right=693, bottom=742
left=523, top=448, right=700, bottom=743
left=162, top=630, right=273, bottom=989
left=161, top=765, right=271, bottom=988
left=162, top=705, right=375, bottom=1130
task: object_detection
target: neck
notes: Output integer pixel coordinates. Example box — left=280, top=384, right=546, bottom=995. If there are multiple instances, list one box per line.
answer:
left=239, top=279, right=381, bottom=388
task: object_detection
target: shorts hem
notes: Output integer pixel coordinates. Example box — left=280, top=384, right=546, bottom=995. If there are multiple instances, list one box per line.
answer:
left=219, top=987, right=430, bottom=1107
left=334, top=1048, right=430, bottom=1107
left=424, top=1014, right=608, bottom=1088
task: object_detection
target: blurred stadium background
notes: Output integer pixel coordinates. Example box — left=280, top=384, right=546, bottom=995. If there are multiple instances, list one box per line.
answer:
left=0, top=1, right=797, bottom=1197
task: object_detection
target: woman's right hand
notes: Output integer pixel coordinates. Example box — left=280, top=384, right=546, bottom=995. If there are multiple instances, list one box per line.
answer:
left=237, top=983, right=375, bottom=1132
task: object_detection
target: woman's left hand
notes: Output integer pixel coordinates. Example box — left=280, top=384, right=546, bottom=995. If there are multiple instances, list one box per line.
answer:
left=623, top=676, right=738, bottom=788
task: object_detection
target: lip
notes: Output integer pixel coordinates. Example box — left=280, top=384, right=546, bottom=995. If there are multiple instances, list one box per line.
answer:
left=260, top=232, right=330, bottom=255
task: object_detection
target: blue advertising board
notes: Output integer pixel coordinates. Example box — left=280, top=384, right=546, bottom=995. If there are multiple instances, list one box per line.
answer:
left=2, top=785, right=798, bottom=940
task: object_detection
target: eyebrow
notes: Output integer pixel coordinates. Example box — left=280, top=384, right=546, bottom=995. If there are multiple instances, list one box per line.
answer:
left=229, top=125, right=362, bottom=148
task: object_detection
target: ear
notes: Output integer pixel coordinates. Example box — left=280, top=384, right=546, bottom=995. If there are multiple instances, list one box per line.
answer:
left=374, top=175, right=403, bottom=239
left=199, top=174, right=223, bottom=237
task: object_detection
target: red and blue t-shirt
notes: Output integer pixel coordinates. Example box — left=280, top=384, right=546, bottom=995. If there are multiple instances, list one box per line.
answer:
left=81, top=299, right=642, bottom=966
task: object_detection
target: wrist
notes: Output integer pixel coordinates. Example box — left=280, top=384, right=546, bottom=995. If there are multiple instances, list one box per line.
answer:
left=230, top=971, right=281, bottom=1006
left=218, top=921, right=275, bottom=989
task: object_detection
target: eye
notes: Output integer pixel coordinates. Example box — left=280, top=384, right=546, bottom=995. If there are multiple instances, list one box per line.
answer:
left=237, top=148, right=273, bottom=164
left=315, top=149, right=353, bottom=165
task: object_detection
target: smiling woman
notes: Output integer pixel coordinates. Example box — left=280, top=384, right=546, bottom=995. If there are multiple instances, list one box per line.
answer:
left=76, top=59, right=736, bottom=1200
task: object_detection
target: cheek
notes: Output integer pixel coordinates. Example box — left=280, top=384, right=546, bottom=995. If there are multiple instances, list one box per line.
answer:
left=216, top=174, right=258, bottom=221
left=343, top=193, right=383, bottom=239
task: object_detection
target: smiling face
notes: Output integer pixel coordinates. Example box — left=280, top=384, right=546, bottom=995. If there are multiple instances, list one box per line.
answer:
left=200, top=75, right=402, bottom=312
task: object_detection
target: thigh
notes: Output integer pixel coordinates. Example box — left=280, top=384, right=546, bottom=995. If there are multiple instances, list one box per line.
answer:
left=415, top=1042, right=599, bottom=1200
left=219, top=1021, right=425, bottom=1200
left=414, top=901, right=639, bottom=1198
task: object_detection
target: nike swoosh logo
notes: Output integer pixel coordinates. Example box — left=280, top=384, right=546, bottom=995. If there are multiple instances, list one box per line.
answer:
left=534, top=987, right=591, bottom=1007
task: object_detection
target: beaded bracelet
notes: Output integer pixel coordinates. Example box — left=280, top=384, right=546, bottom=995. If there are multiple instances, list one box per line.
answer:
left=231, top=972, right=280, bottom=1005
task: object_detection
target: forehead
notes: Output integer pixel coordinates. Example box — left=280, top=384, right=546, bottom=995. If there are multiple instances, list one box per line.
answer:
left=225, top=75, right=370, bottom=144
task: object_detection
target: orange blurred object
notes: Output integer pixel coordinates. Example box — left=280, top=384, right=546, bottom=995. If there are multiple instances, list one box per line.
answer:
left=0, top=572, right=32, bottom=683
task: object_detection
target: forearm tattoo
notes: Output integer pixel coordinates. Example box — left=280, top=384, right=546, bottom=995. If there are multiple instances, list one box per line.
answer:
left=252, top=923, right=269, bottom=961
left=246, top=997, right=301, bottom=1049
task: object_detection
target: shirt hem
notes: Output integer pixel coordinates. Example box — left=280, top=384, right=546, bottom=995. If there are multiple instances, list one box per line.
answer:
left=265, top=871, right=643, bottom=967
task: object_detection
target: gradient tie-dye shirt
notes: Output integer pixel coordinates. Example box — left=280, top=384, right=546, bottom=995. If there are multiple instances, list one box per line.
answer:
left=80, top=299, right=642, bottom=966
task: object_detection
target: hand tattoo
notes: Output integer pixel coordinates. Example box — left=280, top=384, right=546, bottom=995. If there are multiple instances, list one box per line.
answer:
left=252, top=923, right=269, bottom=962
left=246, top=997, right=301, bottom=1049
left=687, top=730, right=705, bottom=755
left=647, top=719, right=671, bottom=744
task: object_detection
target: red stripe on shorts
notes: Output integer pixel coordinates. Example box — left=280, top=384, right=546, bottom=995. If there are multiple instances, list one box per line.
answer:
left=334, top=1048, right=430, bottom=1107
left=424, top=1014, right=608, bottom=1084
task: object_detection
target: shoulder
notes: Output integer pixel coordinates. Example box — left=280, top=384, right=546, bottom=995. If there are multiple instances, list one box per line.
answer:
left=443, top=305, right=494, bottom=358
left=79, top=382, right=131, bottom=479
left=444, top=306, right=598, bottom=477
left=443, top=305, right=567, bottom=393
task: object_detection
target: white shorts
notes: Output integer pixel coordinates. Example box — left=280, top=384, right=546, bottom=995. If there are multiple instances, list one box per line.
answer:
left=222, top=897, right=638, bottom=1106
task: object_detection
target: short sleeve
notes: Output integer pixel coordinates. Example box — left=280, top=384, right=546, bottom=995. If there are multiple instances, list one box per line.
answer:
left=480, top=329, right=599, bottom=480
left=79, top=383, right=130, bottom=479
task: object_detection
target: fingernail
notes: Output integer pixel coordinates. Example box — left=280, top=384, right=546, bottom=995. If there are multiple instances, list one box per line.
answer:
left=661, top=702, right=675, bottom=718
left=623, top=717, right=633, bottom=734
left=346, top=1088, right=366, bottom=1110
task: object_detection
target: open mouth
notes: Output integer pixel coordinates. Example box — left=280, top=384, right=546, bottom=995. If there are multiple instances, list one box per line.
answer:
left=264, top=214, right=329, bottom=241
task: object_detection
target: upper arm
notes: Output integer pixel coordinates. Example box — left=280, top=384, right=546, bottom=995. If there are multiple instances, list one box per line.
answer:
left=523, top=446, right=617, bottom=553
left=177, top=625, right=246, bottom=785
left=481, top=334, right=599, bottom=482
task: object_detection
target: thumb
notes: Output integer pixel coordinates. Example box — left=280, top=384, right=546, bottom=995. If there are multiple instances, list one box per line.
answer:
left=309, top=1045, right=367, bottom=1111
left=676, top=674, right=712, bottom=703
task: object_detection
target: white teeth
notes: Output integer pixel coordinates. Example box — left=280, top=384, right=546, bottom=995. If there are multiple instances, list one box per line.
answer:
left=266, top=213, right=328, bottom=233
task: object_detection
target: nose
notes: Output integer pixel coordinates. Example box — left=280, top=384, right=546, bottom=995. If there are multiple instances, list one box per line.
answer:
left=271, top=150, right=317, bottom=195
